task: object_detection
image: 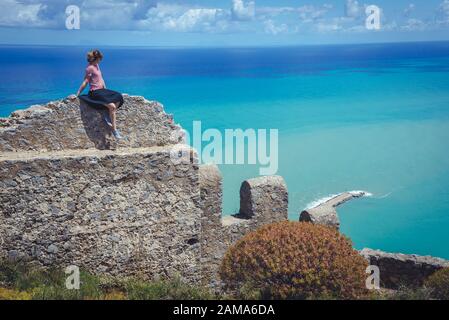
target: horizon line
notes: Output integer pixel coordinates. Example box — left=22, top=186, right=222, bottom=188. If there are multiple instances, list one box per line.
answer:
left=1, top=39, right=449, bottom=50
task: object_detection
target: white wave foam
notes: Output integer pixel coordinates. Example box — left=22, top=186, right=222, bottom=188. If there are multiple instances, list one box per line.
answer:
left=305, top=193, right=340, bottom=210
left=349, top=190, right=373, bottom=197
left=305, top=190, right=373, bottom=210
left=374, top=191, right=392, bottom=199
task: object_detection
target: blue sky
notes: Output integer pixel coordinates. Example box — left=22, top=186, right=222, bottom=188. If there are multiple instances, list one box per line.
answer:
left=0, top=0, right=448, bottom=46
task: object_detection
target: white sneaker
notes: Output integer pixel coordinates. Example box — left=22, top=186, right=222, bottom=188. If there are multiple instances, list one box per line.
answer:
left=112, top=129, right=123, bottom=139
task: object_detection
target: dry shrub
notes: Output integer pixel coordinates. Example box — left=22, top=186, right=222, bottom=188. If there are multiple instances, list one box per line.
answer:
left=425, top=267, right=449, bottom=300
left=220, top=221, right=368, bottom=300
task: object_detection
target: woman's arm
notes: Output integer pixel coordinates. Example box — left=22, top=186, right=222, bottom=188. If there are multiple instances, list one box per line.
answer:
left=76, top=79, right=89, bottom=96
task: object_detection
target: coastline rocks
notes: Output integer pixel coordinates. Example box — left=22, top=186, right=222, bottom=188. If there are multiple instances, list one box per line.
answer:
left=299, top=191, right=367, bottom=229
left=360, top=248, right=449, bottom=289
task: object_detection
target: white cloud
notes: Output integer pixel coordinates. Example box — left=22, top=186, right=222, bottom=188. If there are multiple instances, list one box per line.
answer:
left=163, top=8, right=221, bottom=32
left=81, top=1, right=142, bottom=30
left=401, top=18, right=427, bottom=31
left=231, top=0, right=255, bottom=21
left=257, top=6, right=296, bottom=17
left=263, top=19, right=288, bottom=35
left=317, top=21, right=343, bottom=32
left=298, top=4, right=333, bottom=23
left=0, top=0, right=158, bottom=29
left=257, top=4, right=332, bottom=21
left=345, top=0, right=361, bottom=18
left=0, top=0, right=44, bottom=27
left=1, top=0, right=447, bottom=36
left=439, top=0, right=449, bottom=14
left=437, top=0, right=449, bottom=23
left=403, top=4, right=415, bottom=17
left=135, top=3, right=230, bottom=33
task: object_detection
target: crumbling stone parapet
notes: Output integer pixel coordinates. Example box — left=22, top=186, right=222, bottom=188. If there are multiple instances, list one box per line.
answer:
left=0, top=95, right=183, bottom=152
left=360, top=248, right=449, bottom=289
left=238, top=175, right=288, bottom=224
left=199, top=173, right=289, bottom=287
left=198, top=164, right=223, bottom=285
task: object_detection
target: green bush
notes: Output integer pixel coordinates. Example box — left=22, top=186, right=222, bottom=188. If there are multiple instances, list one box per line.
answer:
left=220, top=221, right=369, bottom=300
left=385, top=285, right=431, bottom=300
left=0, top=260, right=215, bottom=300
left=0, top=287, right=32, bottom=300
left=425, top=268, right=449, bottom=300
left=125, top=277, right=214, bottom=300
left=0, top=260, right=106, bottom=300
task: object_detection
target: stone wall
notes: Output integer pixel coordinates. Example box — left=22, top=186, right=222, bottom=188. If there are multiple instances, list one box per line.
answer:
left=0, top=96, right=289, bottom=285
left=0, top=95, right=183, bottom=152
left=198, top=164, right=223, bottom=286
left=0, top=146, right=202, bottom=281
left=199, top=168, right=289, bottom=287
left=360, top=248, right=449, bottom=289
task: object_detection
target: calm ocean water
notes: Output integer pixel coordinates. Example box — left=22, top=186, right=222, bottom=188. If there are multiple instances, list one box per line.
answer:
left=1, top=42, right=449, bottom=258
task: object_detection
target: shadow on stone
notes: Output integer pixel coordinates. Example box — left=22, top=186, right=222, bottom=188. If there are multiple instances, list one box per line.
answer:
left=79, top=100, right=114, bottom=150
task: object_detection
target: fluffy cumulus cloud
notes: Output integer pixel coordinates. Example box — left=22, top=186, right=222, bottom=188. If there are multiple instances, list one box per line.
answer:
left=0, top=0, right=448, bottom=35
left=139, top=4, right=230, bottom=33
left=263, top=19, right=288, bottom=35
left=231, top=0, right=255, bottom=21
left=0, top=0, right=238, bottom=32
left=0, top=0, right=157, bottom=29
left=297, top=4, right=333, bottom=23
left=0, top=0, right=45, bottom=27
left=256, top=3, right=333, bottom=35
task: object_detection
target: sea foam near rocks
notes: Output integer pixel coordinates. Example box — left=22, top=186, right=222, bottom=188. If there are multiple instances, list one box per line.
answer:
left=305, top=190, right=373, bottom=210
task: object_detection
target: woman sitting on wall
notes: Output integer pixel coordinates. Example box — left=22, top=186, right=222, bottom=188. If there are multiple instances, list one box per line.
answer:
left=76, top=49, right=124, bottom=139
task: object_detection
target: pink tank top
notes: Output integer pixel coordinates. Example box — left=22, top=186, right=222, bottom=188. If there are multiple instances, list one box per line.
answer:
left=85, top=64, right=104, bottom=91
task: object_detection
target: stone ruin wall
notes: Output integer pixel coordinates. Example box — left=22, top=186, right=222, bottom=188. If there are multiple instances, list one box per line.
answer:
left=199, top=165, right=288, bottom=286
left=360, top=248, right=449, bottom=289
left=0, top=146, right=203, bottom=281
left=0, top=96, right=288, bottom=286
left=0, top=95, right=183, bottom=152
left=1, top=95, right=448, bottom=289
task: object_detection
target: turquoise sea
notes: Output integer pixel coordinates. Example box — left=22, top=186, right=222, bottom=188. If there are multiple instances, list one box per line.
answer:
left=1, top=42, right=449, bottom=258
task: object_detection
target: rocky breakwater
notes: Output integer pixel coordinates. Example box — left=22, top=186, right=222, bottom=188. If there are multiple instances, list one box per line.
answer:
left=299, top=191, right=368, bottom=229
left=298, top=191, right=449, bottom=289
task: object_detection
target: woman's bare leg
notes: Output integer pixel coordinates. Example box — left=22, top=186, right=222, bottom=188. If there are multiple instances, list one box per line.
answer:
left=106, top=103, right=117, bottom=131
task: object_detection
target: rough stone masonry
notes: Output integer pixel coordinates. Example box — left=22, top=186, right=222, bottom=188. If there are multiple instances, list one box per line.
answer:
left=0, top=95, right=288, bottom=285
